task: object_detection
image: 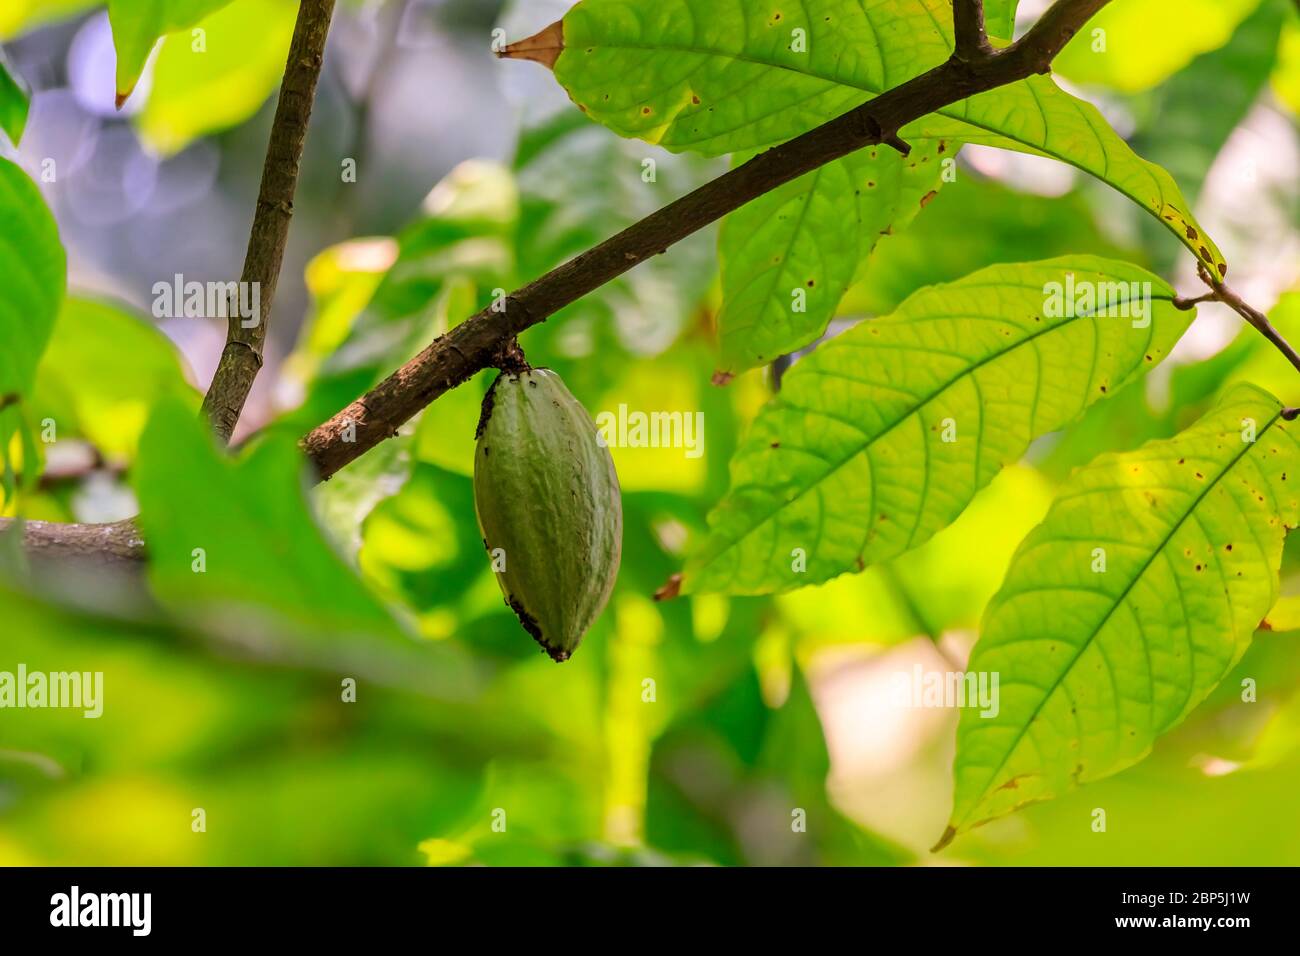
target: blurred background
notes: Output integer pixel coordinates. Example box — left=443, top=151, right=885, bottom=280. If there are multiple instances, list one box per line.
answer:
left=2, top=0, right=1300, bottom=865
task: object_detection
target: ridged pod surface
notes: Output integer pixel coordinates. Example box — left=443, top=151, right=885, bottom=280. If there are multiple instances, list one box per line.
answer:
left=474, top=368, right=622, bottom=661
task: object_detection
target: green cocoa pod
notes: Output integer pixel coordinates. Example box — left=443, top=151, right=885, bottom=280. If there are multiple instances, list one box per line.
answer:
left=473, top=368, right=622, bottom=662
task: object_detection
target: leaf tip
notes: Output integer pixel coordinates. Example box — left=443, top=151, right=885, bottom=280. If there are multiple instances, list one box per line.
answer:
left=653, top=573, right=683, bottom=603
left=930, top=825, right=957, bottom=853
left=114, top=90, right=131, bottom=110
left=499, top=20, right=565, bottom=70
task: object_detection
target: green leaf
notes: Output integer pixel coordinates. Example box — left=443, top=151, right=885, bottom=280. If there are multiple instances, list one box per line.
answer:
left=32, top=297, right=198, bottom=462
left=984, top=0, right=1019, bottom=40
left=1053, top=0, right=1263, bottom=94
left=847, top=170, right=1140, bottom=318
left=0, top=159, right=64, bottom=402
left=0, top=158, right=64, bottom=494
left=942, top=384, right=1300, bottom=844
left=133, top=398, right=405, bottom=642
left=716, top=139, right=947, bottom=376
left=542, top=0, right=1226, bottom=277
left=0, top=45, right=30, bottom=144
left=135, top=0, right=297, bottom=155
left=681, top=256, right=1192, bottom=596
left=108, top=0, right=235, bottom=105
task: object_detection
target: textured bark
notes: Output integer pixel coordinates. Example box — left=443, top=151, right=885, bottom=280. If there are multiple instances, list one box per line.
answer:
left=1, top=518, right=145, bottom=565
left=199, top=0, right=337, bottom=444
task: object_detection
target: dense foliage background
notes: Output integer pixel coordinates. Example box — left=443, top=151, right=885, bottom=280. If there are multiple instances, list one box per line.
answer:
left=2, top=0, right=1299, bottom=865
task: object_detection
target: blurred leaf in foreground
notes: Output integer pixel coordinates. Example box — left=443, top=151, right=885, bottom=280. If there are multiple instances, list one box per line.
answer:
left=133, top=397, right=405, bottom=643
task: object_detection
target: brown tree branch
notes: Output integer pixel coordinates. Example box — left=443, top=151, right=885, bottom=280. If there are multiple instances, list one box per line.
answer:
left=952, top=0, right=992, bottom=60
left=4, top=0, right=1117, bottom=557
left=0, top=0, right=337, bottom=563
left=300, top=0, right=1113, bottom=480
left=4, top=518, right=145, bottom=566
left=1181, top=264, right=1300, bottom=375
left=200, top=0, right=337, bottom=443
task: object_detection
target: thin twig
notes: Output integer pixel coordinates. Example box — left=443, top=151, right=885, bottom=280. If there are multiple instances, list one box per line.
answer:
left=1179, top=264, right=1300, bottom=376
left=199, top=0, right=337, bottom=444
left=1211, top=287, right=1300, bottom=375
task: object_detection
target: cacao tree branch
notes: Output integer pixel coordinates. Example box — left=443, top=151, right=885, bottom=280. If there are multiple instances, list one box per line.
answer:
left=952, top=0, right=992, bottom=60
left=200, top=0, right=336, bottom=444
left=0, top=0, right=337, bottom=563
left=4, top=0, right=1116, bottom=559
left=3, top=519, right=145, bottom=566
left=300, top=0, right=1114, bottom=480
left=1195, top=265, right=1300, bottom=376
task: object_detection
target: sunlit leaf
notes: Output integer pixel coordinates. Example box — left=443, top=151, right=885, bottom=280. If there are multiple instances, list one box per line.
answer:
left=682, top=257, right=1191, bottom=596
left=108, top=0, right=234, bottom=105
left=943, top=384, right=1300, bottom=844
left=847, top=171, right=1139, bottom=318
left=530, top=0, right=1226, bottom=277
left=135, top=0, right=296, bottom=154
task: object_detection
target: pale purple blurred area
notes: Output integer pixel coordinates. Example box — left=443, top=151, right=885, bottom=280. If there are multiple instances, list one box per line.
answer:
left=3, top=0, right=530, bottom=439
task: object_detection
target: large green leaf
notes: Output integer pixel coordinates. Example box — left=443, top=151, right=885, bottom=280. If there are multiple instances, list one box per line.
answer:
left=540, top=0, right=1225, bottom=277
left=107, top=0, right=234, bottom=105
left=941, top=384, right=1300, bottom=845
left=0, top=46, right=29, bottom=144
left=680, top=256, right=1192, bottom=596
left=136, top=0, right=298, bottom=154
left=716, top=139, right=947, bottom=376
left=0, top=158, right=64, bottom=495
left=133, top=398, right=406, bottom=643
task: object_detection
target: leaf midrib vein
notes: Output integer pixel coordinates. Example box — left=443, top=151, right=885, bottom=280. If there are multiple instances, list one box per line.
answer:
left=705, top=293, right=1180, bottom=570
left=961, top=408, right=1285, bottom=825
